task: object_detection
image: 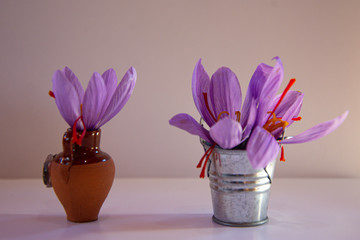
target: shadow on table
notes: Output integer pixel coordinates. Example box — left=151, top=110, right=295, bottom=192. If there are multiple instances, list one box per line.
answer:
left=0, top=213, right=223, bottom=239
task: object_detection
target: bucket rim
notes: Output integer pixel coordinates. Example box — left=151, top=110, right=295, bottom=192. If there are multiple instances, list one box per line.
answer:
left=200, top=138, right=247, bottom=155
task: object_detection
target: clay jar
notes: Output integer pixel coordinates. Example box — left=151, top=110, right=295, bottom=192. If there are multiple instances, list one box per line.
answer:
left=50, top=129, right=115, bottom=222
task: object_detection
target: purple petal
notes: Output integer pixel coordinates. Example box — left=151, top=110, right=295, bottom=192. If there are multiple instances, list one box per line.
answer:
left=209, top=117, right=242, bottom=149
left=240, top=92, right=254, bottom=128
left=52, top=70, right=82, bottom=128
left=254, top=57, right=284, bottom=127
left=209, top=67, right=242, bottom=121
left=169, top=113, right=213, bottom=143
left=268, top=91, right=304, bottom=122
left=82, top=72, right=107, bottom=129
left=95, top=68, right=118, bottom=126
left=258, top=57, right=284, bottom=104
left=62, top=67, right=84, bottom=102
left=281, top=111, right=348, bottom=144
left=246, top=63, right=274, bottom=101
left=102, top=68, right=118, bottom=99
left=191, top=59, right=216, bottom=126
left=241, top=57, right=283, bottom=128
left=247, top=126, right=280, bottom=169
left=241, top=98, right=257, bottom=141
left=98, top=67, right=137, bottom=127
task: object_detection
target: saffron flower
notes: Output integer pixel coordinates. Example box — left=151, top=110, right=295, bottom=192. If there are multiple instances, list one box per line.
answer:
left=50, top=66, right=137, bottom=145
left=169, top=57, right=348, bottom=177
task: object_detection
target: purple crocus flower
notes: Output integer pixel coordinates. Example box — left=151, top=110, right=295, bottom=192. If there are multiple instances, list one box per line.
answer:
left=169, top=57, right=348, bottom=176
left=243, top=62, right=348, bottom=169
left=169, top=59, right=244, bottom=149
left=50, top=66, right=136, bottom=144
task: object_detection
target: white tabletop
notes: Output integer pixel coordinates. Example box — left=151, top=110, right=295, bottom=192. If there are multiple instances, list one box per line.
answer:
left=0, top=178, right=359, bottom=240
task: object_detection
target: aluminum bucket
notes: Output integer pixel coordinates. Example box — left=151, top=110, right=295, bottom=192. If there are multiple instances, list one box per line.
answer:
left=202, top=141, right=275, bottom=227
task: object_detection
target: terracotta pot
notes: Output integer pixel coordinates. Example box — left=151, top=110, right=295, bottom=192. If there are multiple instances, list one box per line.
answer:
left=47, top=129, right=115, bottom=222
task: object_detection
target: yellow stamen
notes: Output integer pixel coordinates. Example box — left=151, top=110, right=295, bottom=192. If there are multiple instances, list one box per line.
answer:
left=268, top=121, right=288, bottom=132
left=263, top=112, right=288, bottom=133
left=235, top=111, right=241, bottom=122
left=217, top=111, right=230, bottom=121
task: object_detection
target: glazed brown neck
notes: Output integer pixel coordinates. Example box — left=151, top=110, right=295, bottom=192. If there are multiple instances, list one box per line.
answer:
left=62, top=129, right=102, bottom=164
left=73, top=129, right=101, bottom=151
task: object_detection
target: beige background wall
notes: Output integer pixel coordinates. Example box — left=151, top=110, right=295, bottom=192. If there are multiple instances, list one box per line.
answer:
left=0, top=0, right=359, bottom=178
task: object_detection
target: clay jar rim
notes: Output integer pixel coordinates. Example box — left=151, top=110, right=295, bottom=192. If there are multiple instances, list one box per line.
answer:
left=65, top=128, right=102, bottom=149
left=67, top=128, right=101, bottom=138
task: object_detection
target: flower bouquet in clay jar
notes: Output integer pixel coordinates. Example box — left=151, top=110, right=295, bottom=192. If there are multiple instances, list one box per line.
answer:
left=169, top=57, right=348, bottom=227
left=43, top=66, right=136, bottom=222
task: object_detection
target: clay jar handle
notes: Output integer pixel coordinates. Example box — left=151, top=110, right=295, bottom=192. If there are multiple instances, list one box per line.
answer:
left=43, top=154, right=55, bottom=187
left=57, top=129, right=74, bottom=184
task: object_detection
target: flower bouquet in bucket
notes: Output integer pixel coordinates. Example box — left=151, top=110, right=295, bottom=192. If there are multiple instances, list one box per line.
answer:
left=44, top=66, right=136, bottom=222
left=169, top=57, right=347, bottom=226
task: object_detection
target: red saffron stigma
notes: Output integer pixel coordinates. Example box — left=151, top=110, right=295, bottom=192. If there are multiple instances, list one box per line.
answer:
left=292, top=116, right=302, bottom=121
left=72, top=116, right=86, bottom=146
left=199, top=144, right=215, bottom=178
left=197, top=144, right=215, bottom=168
left=280, top=145, right=286, bottom=162
left=72, top=117, right=80, bottom=144
left=49, top=91, right=55, bottom=98
left=203, top=92, right=217, bottom=122
left=267, top=78, right=296, bottom=122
